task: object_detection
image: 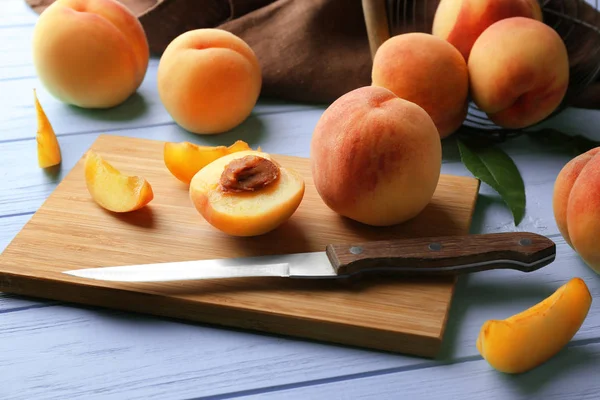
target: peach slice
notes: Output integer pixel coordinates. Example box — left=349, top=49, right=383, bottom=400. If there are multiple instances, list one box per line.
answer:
left=476, top=277, right=592, bottom=374
left=84, top=150, right=154, bottom=212
left=189, top=150, right=305, bottom=236
left=34, top=89, right=61, bottom=168
left=164, top=140, right=260, bottom=185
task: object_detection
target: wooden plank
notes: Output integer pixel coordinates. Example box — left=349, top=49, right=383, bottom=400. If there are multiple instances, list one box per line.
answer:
left=0, top=26, right=36, bottom=80
left=0, top=292, right=57, bottom=313
left=0, top=134, right=480, bottom=358
left=0, top=0, right=38, bottom=27
left=0, top=109, right=324, bottom=216
left=243, top=341, right=600, bottom=399
left=2, top=213, right=596, bottom=356
left=0, top=72, right=325, bottom=142
left=0, top=302, right=427, bottom=400
left=0, top=129, right=566, bottom=236
left=1, top=238, right=598, bottom=399
left=0, top=213, right=31, bottom=252
left=438, top=235, right=600, bottom=359
left=0, top=214, right=59, bottom=313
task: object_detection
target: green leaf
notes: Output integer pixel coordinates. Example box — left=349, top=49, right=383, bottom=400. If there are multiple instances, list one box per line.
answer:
left=457, top=139, right=526, bottom=225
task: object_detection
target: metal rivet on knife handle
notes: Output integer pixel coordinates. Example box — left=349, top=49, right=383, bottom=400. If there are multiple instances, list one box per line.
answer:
left=350, top=246, right=363, bottom=255
left=428, top=243, right=442, bottom=251
left=519, top=238, right=532, bottom=246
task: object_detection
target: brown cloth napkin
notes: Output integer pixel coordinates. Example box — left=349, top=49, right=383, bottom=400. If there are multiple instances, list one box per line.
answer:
left=24, top=0, right=600, bottom=108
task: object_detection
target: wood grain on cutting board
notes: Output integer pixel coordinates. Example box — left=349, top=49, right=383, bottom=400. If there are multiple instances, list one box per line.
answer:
left=0, top=134, right=480, bottom=358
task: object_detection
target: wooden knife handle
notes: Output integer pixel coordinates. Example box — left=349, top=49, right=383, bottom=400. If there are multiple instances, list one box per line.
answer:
left=325, top=232, right=556, bottom=277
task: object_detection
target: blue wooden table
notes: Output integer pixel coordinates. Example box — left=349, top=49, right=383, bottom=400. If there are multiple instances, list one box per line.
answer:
left=2, top=1, right=600, bottom=398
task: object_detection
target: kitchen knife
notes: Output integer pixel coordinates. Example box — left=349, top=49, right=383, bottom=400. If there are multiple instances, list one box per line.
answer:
left=63, top=232, right=556, bottom=283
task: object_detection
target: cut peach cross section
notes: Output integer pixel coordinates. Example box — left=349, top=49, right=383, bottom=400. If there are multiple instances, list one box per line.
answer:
left=164, top=140, right=260, bottom=184
left=189, top=150, right=305, bottom=236
left=84, top=150, right=154, bottom=212
left=34, top=89, right=62, bottom=168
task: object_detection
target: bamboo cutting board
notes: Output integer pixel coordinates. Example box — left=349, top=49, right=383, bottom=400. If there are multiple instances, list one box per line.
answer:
left=0, top=134, right=480, bottom=358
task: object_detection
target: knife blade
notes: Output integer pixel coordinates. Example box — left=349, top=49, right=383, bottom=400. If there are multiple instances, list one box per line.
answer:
left=63, top=232, right=556, bottom=283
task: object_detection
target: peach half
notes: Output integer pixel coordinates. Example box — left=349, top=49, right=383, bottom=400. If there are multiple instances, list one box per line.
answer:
left=477, top=277, right=591, bottom=374
left=164, top=140, right=260, bottom=185
left=468, top=17, right=569, bottom=129
left=157, top=29, right=262, bottom=134
left=432, top=0, right=543, bottom=61
left=189, top=150, right=305, bottom=236
left=34, top=89, right=61, bottom=168
left=84, top=151, right=154, bottom=212
left=553, top=147, right=600, bottom=273
left=32, top=0, right=149, bottom=108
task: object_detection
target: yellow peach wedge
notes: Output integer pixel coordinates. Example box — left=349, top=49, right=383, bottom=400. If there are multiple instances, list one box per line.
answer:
left=477, top=277, right=592, bottom=374
left=164, top=140, right=260, bottom=185
left=84, top=151, right=154, bottom=212
left=189, top=150, right=305, bottom=236
left=34, top=89, right=61, bottom=168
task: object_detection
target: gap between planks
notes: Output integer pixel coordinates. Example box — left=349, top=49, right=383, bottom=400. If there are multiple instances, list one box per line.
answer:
left=204, top=339, right=600, bottom=400
left=0, top=106, right=324, bottom=146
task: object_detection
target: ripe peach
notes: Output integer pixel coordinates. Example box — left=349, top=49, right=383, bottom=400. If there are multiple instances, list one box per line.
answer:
left=32, top=0, right=149, bottom=108
left=34, top=89, right=61, bottom=168
left=553, top=147, right=600, bottom=273
left=157, top=29, right=262, bottom=135
left=371, top=32, right=469, bottom=138
left=432, top=0, right=543, bottom=61
left=164, top=140, right=260, bottom=185
left=310, top=86, right=442, bottom=227
left=477, top=277, right=591, bottom=374
left=189, top=150, right=305, bottom=236
left=468, top=17, right=569, bottom=129
left=84, top=151, right=154, bottom=213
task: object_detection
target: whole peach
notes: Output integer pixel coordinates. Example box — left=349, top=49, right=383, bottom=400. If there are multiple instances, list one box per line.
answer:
left=553, top=147, right=600, bottom=274
left=371, top=32, right=469, bottom=138
left=432, top=0, right=543, bottom=61
left=468, top=17, right=569, bottom=129
left=310, top=86, right=442, bottom=227
left=32, top=0, right=149, bottom=108
left=157, top=29, right=262, bottom=135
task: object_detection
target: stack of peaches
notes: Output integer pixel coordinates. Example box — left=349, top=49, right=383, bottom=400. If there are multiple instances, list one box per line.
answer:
left=32, top=0, right=572, bottom=239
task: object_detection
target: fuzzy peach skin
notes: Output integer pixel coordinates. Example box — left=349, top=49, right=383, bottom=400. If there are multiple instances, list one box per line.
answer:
left=189, top=150, right=305, bottom=236
left=32, top=0, right=149, bottom=108
left=432, top=0, right=542, bottom=61
left=310, top=86, right=442, bottom=227
left=553, top=147, right=600, bottom=273
left=477, top=277, right=591, bottom=374
left=157, top=29, right=262, bottom=135
left=371, top=32, right=469, bottom=138
left=468, top=17, right=569, bottom=129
